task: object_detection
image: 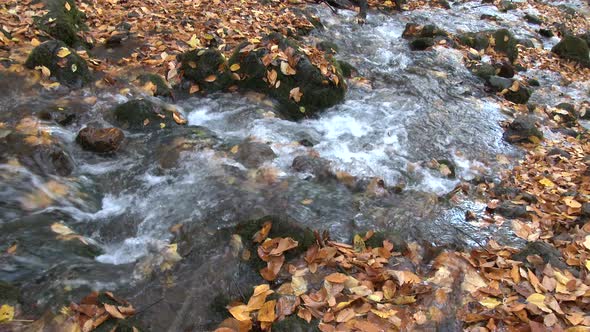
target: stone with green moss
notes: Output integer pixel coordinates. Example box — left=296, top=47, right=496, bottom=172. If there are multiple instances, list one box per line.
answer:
left=113, top=99, right=177, bottom=131
left=551, top=35, right=590, bottom=67
left=137, top=73, right=172, bottom=98
left=456, top=31, right=490, bottom=51
left=336, top=60, right=356, bottom=78
left=25, top=40, right=91, bottom=88
left=493, top=29, right=519, bottom=62
left=178, top=48, right=232, bottom=92
left=35, top=0, right=88, bottom=48
left=472, top=63, right=496, bottom=81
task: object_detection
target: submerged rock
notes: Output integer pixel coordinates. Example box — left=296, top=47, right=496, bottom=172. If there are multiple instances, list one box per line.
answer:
left=234, top=139, right=276, bottom=168
left=291, top=155, right=333, bottom=180
left=25, top=40, right=92, bottom=88
left=503, top=115, right=543, bottom=144
left=551, top=35, right=590, bottom=67
left=2, top=132, right=74, bottom=176
left=112, top=99, right=178, bottom=131
left=76, top=127, right=124, bottom=153
left=409, top=37, right=434, bottom=51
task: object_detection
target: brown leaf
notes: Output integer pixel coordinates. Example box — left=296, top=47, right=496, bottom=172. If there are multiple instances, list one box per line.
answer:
left=104, top=303, right=125, bottom=319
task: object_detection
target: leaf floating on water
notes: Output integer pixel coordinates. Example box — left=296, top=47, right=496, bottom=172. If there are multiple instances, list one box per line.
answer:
left=204, top=74, right=217, bottom=82
left=51, top=222, right=75, bottom=236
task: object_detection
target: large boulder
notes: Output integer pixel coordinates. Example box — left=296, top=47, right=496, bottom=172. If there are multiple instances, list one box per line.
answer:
left=112, top=99, right=179, bottom=131
left=35, top=0, right=88, bottom=47
left=456, top=31, right=491, bottom=51
left=76, top=127, right=124, bottom=153
left=234, top=139, right=276, bottom=168
left=25, top=40, right=92, bottom=88
left=227, top=33, right=346, bottom=119
left=178, top=48, right=233, bottom=93
left=551, top=35, right=590, bottom=67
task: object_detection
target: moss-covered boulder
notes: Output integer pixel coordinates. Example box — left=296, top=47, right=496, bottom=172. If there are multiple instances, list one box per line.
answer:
left=137, top=73, right=172, bottom=98
left=492, top=29, right=519, bottom=62
left=551, top=35, right=590, bottom=67
left=25, top=40, right=92, bottom=88
left=112, top=99, right=178, bottom=131
left=35, top=0, right=87, bottom=47
left=472, top=63, right=496, bottom=80
left=402, top=23, right=448, bottom=39
left=337, top=60, right=357, bottom=78
left=456, top=31, right=490, bottom=51
left=177, top=48, right=233, bottom=92
left=227, top=33, right=346, bottom=120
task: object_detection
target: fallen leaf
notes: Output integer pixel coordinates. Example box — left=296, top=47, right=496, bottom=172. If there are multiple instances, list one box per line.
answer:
left=257, top=300, right=276, bottom=322
left=57, top=47, right=71, bottom=58
left=0, top=304, right=14, bottom=323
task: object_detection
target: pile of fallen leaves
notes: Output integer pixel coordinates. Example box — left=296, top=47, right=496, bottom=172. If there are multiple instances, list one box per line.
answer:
left=516, top=47, right=590, bottom=83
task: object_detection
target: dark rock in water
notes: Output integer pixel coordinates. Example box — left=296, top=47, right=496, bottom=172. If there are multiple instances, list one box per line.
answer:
left=551, top=103, right=577, bottom=125
left=337, top=60, right=357, bottom=78
left=516, top=38, right=534, bottom=49
left=0, top=281, right=20, bottom=304
left=137, top=73, right=172, bottom=98
left=2, top=132, right=74, bottom=176
left=38, top=106, right=77, bottom=126
left=403, top=23, right=447, bottom=39
left=316, top=40, right=339, bottom=54
left=488, top=75, right=512, bottom=90
left=552, top=127, right=580, bottom=138
left=154, top=126, right=218, bottom=169
left=503, top=115, right=543, bottom=144
left=499, top=0, right=517, bottom=12
left=409, top=37, right=434, bottom=51
left=494, top=202, right=528, bottom=219
left=513, top=241, right=578, bottom=276
left=234, top=139, right=276, bottom=168
left=552, top=35, right=590, bottom=67
left=488, top=76, right=531, bottom=104
left=112, top=99, right=178, bottom=131
left=472, top=63, right=496, bottom=80
left=555, top=102, right=575, bottom=113
left=539, top=28, right=554, bottom=38
left=292, top=155, right=333, bottom=180
left=493, top=29, right=519, bottom=62
left=497, top=62, right=515, bottom=78
left=227, top=33, right=346, bottom=120
left=76, top=127, right=124, bottom=153
left=527, top=78, right=540, bottom=86
left=25, top=40, right=92, bottom=89
left=524, top=13, right=543, bottom=25
left=105, top=33, right=129, bottom=46
left=457, top=31, right=490, bottom=51
left=35, top=0, right=88, bottom=47
left=178, top=48, right=233, bottom=92
left=480, top=14, right=498, bottom=21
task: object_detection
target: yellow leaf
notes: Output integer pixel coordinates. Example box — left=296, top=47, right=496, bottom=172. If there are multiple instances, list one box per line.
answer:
left=160, top=123, right=166, bottom=129
left=71, top=64, right=77, bottom=72
left=51, top=222, right=75, bottom=236
left=479, top=297, right=501, bottom=309
left=389, top=270, right=421, bottom=285
left=539, top=178, right=555, bottom=187
left=57, top=47, right=71, bottom=58
left=585, top=260, right=590, bottom=271
left=289, top=87, right=303, bottom=103
left=526, top=293, right=551, bottom=313
left=64, top=1, right=71, bottom=11
left=301, top=199, right=313, bottom=205
left=230, top=64, right=241, bottom=72
left=583, top=235, right=590, bottom=250
left=353, top=234, right=366, bottom=252
left=204, top=75, right=217, bottom=82
left=230, top=145, right=239, bottom=154
left=370, top=308, right=397, bottom=319
left=0, top=304, right=14, bottom=323
left=257, top=300, right=276, bottom=322
left=563, top=197, right=582, bottom=209
left=36, top=65, right=51, bottom=78
left=229, top=304, right=250, bottom=321
left=291, top=276, right=307, bottom=296
left=187, top=34, right=200, bottom=49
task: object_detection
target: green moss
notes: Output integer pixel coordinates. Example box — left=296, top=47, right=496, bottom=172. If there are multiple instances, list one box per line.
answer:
left=137, top=73, right=172, bottom=98
left=552, top=35, right=590, bottom=67
left=493, top=29, right=519, bottom=62
left=456, top=31, right=490, bottom=50
left=317, top=41, right=339, bottom=54
left=178, top=48, right=232, bottom=92
left=472, top=63, right=496, bottom=81
left=25, top=40, right=91, bottom=88
left=35, top=0, right=87, bottom=47
left=113, top=99, right=176, bottom=131
left=337, top=60, right=356, bottom=78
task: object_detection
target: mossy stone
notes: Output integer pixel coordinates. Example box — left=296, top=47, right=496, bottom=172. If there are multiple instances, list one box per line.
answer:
left=493, top=29, right=519, bottom=62
left=551, top=35, right=590, bottom=67
left=473, top=63, right=496, bottom=80
left=317, top=41, right=339, bottom=54
left=35, top=0, right=87, bottom=47
left=113, top=99, right=177, bottom=131
left=25, top=40, right=91, bottom=88
left=409, top=37, right=434, bottom=51
left=524, top=13, right=543, bottom=25
left=178, top=48, right=232, bottom=92
left=457, top=31, right=490, bottom=51
left=137, top=73, right=172, bottom=98
left=336, top=60, right=356, bottom=78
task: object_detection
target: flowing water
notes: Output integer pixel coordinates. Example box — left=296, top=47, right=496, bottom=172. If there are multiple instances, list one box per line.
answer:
left=1, top=1, right=588, bottom=330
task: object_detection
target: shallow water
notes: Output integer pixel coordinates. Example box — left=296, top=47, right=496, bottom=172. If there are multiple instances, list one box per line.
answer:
left=1, top=0, right=588, bottom=328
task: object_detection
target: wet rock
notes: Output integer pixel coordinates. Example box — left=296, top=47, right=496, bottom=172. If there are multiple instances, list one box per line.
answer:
left=538, top=28, right=554, bottom=38
left=551, top=103, right=577, bottom=125
left=488, top=76, right=531, bottom=104
left=513, top=241, right=577, bottom=276
left=25, top=40, right=92, bottom=88
left=472, top=63, right=496, bottom=81
left=292, top=155, right=333, bottom=180
left=503, top=115, right=543, bottom=144
left=38, top=106, right=77, bottom=126
left=480, top=14, right=498, bottom=21
left=154, top=126, right=218, bottom=169
left=316, top=41, right=339, bottom=54
left=551, top=35, right=590, bottom=67
left=137, top=73, right=172, bottom=98
left=35, top=0, right=88, bottom=47
left=0, top=281, right=20, bottom=304
left=494, top=202, right=527, bottom=219
left=527, top=78, right=540, bottom=86
left=234, top=139, right=276, bottom=168
left=105, top=33, right=130, bottom=46
left=3, top=132, right=74, bottom=176
left=337, top=60, right=357, bottom=78
left=456, top=31, right=490, bottom=51
left=409, top=37, right=434, bottom=51
left=112, top=99, right=177, bottom=131
left=524, top=13, right=543, bottom=25
left=403, top=23, right=448, bottom=39
left=492, top=29, right=519, bottom=62
left=227, top=33, right=346, bottom=120
left=499, top=0, right=517, bottom=12
left=496, top=62, right=515, bottom=78
left=552, top=127, right=580, bottom=138
left=555, top=102, right=575, bottom=113
left=76, top=127, right=124, bottom=153
left=178, top=48, right=232, bottom=92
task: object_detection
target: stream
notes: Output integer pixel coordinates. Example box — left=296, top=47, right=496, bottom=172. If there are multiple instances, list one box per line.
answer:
left=1, top=1, right=588, bottom=330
